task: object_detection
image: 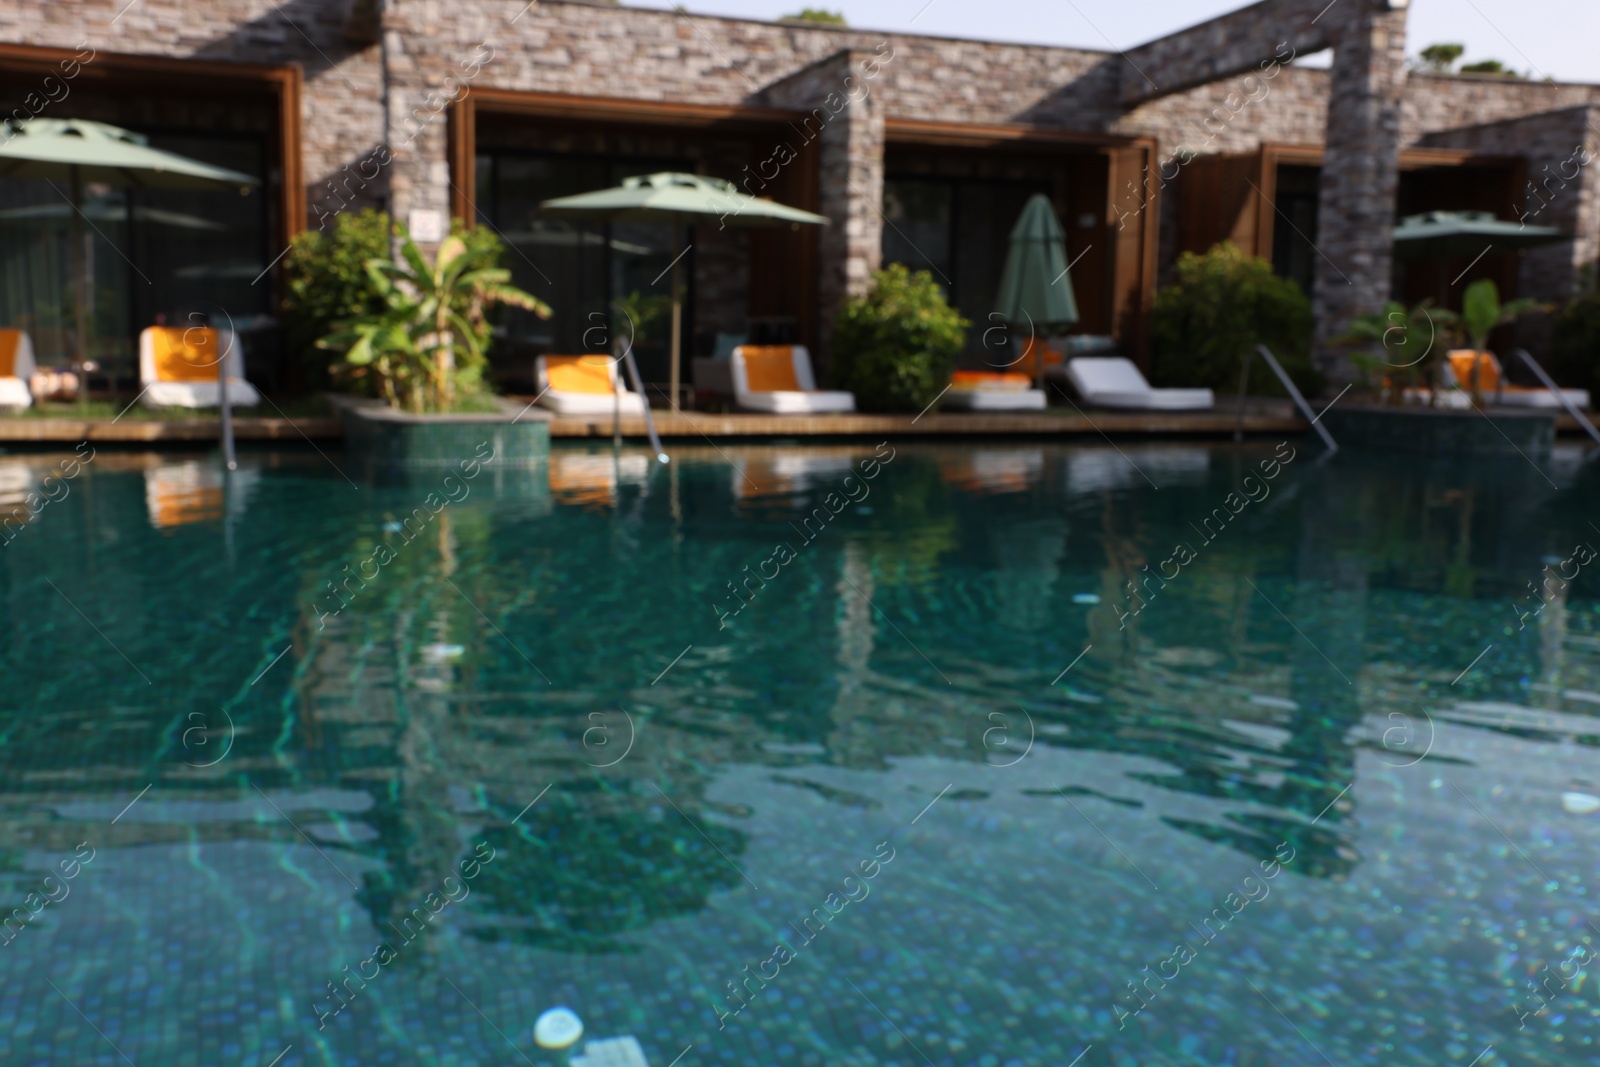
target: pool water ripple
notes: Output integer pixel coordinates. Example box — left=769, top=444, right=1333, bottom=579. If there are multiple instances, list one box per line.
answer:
left=1, top=441, right=1598, bottom=1066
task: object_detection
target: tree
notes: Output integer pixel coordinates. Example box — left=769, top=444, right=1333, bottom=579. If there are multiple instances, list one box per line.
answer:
left=1460, top=59, right=1520, bottom=78
left=1417, top=43, right=1464, bottom=73
left=780, top=8, right=847, bottom=25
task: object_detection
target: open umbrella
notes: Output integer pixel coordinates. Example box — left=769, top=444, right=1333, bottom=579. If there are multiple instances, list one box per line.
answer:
left=994, top=194, right=1079, bottom=389
left=1391, top=210, right=1570, bottom=311
left=540, top=172, right=827, bottom=410
left=1391, top=210, right=1568, bottom=260
left=0, top=118, right=258, bottom=387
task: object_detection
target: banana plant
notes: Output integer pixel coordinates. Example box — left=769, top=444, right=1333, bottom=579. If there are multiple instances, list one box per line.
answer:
left=322, top=226, right=550, bottom=412
left=1340, top=300, right=1457, bottom=404
left=1459, top=279, right=1544, bottom=406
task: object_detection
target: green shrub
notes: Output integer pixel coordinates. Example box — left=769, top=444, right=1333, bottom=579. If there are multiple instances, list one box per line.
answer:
left=1549, top=290, right=1600, bottom=395
left=831, top=264, right=970, bottom=413
left=1150, top=242, right=1320, bottom=398
left=282, top=210, right=394, bottom=390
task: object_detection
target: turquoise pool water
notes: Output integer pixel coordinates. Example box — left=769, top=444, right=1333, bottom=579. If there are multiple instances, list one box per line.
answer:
left=2, top=438, right=1598, bottom=1067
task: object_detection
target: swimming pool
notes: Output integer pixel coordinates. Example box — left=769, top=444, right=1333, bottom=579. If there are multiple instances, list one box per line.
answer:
left=1, top=438, right=1597, bottom=1067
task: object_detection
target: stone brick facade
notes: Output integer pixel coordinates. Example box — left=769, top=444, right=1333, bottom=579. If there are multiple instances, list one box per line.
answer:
left=4, top=0, right=1600, bottom=380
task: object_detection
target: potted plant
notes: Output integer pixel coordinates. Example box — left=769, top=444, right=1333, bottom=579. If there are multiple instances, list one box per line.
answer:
left=317, top=220, right=554, bottom=470
left=1340, top=299, right=1455, bottom=406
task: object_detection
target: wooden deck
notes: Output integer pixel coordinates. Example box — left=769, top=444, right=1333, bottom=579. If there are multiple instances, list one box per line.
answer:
left=0, top=416, right=343, bottom=442
left=544, top=408, right=1308, bottom=438
left=0, top=403, right=1594, bottom=444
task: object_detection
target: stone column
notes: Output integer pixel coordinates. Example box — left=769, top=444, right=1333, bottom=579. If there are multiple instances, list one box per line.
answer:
left=764, top=50, right=886, bottom=370
left=378, top=10, right=479, bottom=250
left=1312, top=0, right=1410, bottom=383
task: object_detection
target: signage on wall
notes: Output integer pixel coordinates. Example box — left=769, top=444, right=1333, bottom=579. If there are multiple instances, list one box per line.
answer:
left=408, top=209, right=444, bottom=243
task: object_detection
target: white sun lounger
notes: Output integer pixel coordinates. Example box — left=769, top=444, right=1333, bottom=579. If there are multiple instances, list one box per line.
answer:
left=535, top=354, right=647, bottom=415
left=0, top=329, right=36, bottom=409
left=1064, top=357, right=1213, bottom=411
left=730, top=345, right=855, bottom=414
left=942, top=372, right=1046, bottom=411
left=139, top=326, right=261, bottom=408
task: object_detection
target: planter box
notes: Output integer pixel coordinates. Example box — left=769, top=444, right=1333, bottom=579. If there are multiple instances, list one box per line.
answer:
left=1321, top=404, right=1554, bottom=459
left=329, top=395, right=551, bottom=473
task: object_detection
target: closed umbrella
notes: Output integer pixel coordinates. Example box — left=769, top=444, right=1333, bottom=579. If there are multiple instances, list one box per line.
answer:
left=994, top=194, right=1079, bottom=389
left=541, top=172, right=827, bottom=413
left=0, top=118, right=258, bottom=392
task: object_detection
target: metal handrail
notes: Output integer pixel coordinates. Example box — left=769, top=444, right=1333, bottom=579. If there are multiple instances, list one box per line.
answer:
left=1513, top=348, right=1600, bottom=447
left=1256, top=345, right=1337, bottom=453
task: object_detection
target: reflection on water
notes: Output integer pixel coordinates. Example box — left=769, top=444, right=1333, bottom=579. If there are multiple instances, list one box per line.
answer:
left=1, top=440, right=1598, bottom=1067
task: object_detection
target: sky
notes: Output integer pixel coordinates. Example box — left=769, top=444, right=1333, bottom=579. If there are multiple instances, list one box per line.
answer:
left=630, top=0, right=1600, bottom=84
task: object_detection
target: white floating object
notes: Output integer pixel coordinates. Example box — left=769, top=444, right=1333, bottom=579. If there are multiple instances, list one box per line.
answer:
left=1248, top=695, right=1299, bottom=711
left=423, top=643, right=465, bottom=662
left=1071, top=593, right=1100, bottom=605
left=572, top=1036, right=651, bottom=1067
left=1562, top=792, right=1600, bottom=815
left=535, top=1007, right=584, bottom=1050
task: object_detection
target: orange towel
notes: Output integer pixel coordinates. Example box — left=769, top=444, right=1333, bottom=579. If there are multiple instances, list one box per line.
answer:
left=740, top=346, right=802, bottom=392
left=0, top=330, right=19, bottom=378
left=544, top=355, right=617, bottom=395
left=1010, top=337, right=1064, bottom=380
left=1448, top=350, right=1501, bottom=393
left=952, top=371, right=1031, bottom=392
left=150, top=327, right=224, bottom=382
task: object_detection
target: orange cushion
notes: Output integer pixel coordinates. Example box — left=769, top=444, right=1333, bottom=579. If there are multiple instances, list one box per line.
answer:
left=1012, top=337, right=1064, bottom=379
left=0, top=330, right=17, bottom=378
left=1449, top=350, right=1501, bottom=393
left=545, top=355, right=617, bottom=395
left=150, top=327, right=223, bottom=382
left=740, top=346, right=802, bottom=392
left=952, top=371, right=1031, bottom=392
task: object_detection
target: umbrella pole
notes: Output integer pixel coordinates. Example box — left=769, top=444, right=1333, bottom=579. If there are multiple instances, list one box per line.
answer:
left=669, top=225, right=683, bottom=412
left=70, top=165, right=89, bottom=411
left=219, top=332, right=236, bottom=471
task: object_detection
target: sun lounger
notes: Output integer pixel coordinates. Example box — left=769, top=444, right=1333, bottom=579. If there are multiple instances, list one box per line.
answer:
left=139, top=326, right=261, bottom=408
left=942, top=371, right=1046, bottom=411
left=1446, top=350, right=1589, bottom=409
left=0, top=329, right=36, bottom=409
left=535, top=354, right=647, bottom=415
left=1064, top=356, right=1213, bottom=411
left=730, top=345, right=854, bottom=414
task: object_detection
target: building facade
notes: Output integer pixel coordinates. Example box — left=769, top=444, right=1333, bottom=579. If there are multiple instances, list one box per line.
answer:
left=2, top=0, right=1596, bottom=388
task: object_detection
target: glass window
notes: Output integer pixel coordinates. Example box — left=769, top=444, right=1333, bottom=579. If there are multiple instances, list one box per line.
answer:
left=882, top=179, right=951, bottom=283
left=882, top=177, right=1053, bottom=357
left=477, top=154, right=688, bottom=387
left=0, top=132, right=271, bottom=385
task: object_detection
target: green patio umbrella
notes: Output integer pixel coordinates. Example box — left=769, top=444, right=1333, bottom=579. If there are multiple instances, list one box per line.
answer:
left=541, top=172, right=827, bottom=411
left=994, top=194, right=1079, bottom=388
left=1391, top=210, right=1568, bottom=260
left=0, top=118, right=258, bottom=386
left=1392, top=210, right=1570, bottom=309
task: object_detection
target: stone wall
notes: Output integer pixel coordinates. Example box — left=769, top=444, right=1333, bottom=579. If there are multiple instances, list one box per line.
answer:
left=1404, top=72, right=1600, bottom=147
left=1422, top=106, right=1600, bottom=326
